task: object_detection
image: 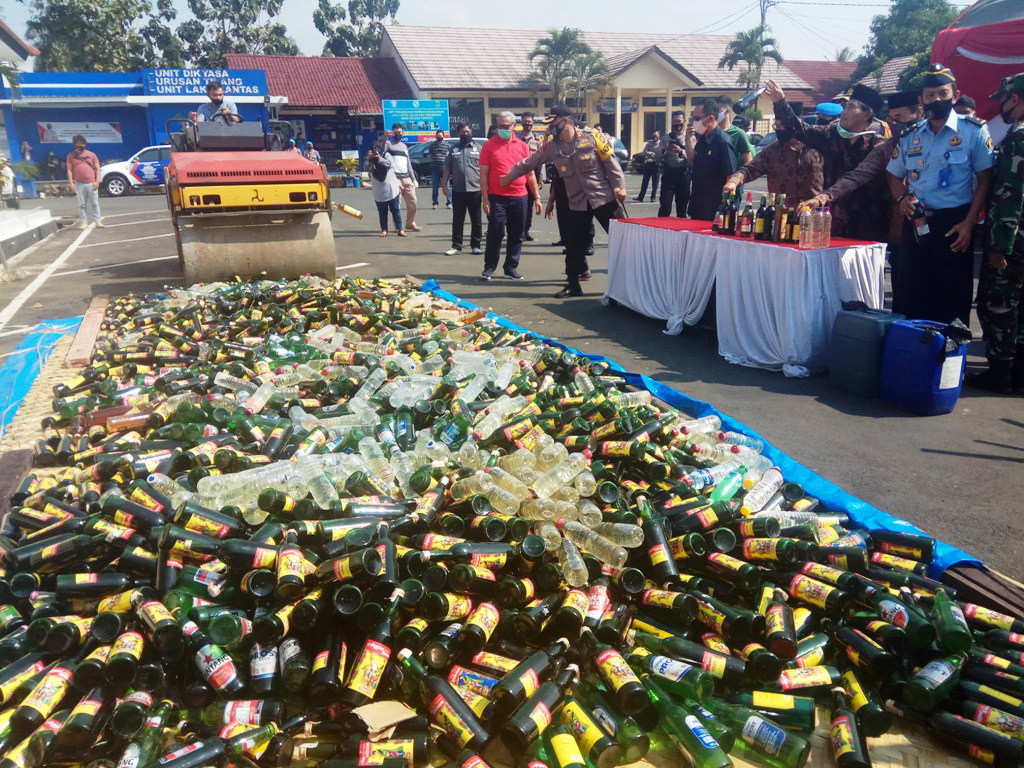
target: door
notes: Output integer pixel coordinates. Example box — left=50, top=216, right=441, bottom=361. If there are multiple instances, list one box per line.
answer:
left=130, top=147, right=165, bottom=186
left=643, top=112, right=666, bottom=142
left=598, top=114, right=631, bottom=151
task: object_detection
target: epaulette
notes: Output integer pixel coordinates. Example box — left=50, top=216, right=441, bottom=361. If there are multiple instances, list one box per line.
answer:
left=964, top=114, right=986, bottom=126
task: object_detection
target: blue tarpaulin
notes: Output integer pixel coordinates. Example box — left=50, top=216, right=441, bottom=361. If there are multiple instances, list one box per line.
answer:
left=0, top=317, right=82, bottom=439
left=421, top=279, right=982, bottom=578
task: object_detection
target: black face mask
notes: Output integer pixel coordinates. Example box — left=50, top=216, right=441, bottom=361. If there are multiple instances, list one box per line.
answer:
left=459, top=135, right=472, bottom=145
left=924, top=98, right=954, bottom=121
left=775, top=129, right=792, bottom=143
left=893, top=119, right=918, bottom=137
left=210, top=97, right=223, bottom=106
left=1000, top=97, right=1018, bottom=124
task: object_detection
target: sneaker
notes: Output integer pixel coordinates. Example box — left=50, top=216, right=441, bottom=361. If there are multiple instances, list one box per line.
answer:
left=409, top=223, right=422, bottom=232
left=579, top=270, right=592, bottom=281
left=432, top=204, right=438, bottom=210
left=524, top=233, right=534, bottom=242
left=76, top=220, right=88, bottom=230
left=94, top=220, right=107, bottom=228
left=471, top=247, right=482, bottom=255
left=445, top=247, right=462, bottom=255
left=504, top=269, right=523, bottom=280
left=480, top=269, right=493, bottom=281
left=446, top=202, right=451, bottom=208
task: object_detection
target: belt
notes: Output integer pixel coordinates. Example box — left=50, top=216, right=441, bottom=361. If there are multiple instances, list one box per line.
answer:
left=923, top=204, right=971, bottom=217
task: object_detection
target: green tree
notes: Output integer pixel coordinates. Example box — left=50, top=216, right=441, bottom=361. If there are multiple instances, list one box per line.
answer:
left=832, top=47, right=856, bottom=62
left=23, top=0, right=183, bottom=71
left=897, top=51, right=934, bottom=90
left=0, top=62, right=20, bottom=95
left=570, top=50, right=609, bottom=113
left=529, top=28, right=590, bottom=106
left=718, top=25, right=783, bottom=89
left=853, top=0, right=959, bottom=79
left=314, top=0, right=399, bottom=57
left=177, top=0, right=298, bottom=68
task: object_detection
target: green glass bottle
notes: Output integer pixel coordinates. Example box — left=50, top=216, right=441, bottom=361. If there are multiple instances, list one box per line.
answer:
left=641, top=674, right=730, bottom=768
left=903, top=653, right=965, bottom=712
left=726, top=691, right=817, bottom=732
left=932, top=587, right=972, bottom=654
left=829, top=686, right=870, bottom=768
left=703, top=698, right=811, bottom=768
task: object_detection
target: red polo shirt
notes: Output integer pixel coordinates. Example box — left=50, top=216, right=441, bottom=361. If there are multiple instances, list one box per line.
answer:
left=479, top=135, right=530, bottom=197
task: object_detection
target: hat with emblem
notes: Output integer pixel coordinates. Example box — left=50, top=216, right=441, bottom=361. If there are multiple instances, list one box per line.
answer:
left=990, top=72, right=1024, bottom=99
left=845, top=84, right=883, bottom=114
left=888, top=91, right=919, bottom=110
left=921, top=64, right=956, bottom=88
left=540, top=104, right=575, bottom=124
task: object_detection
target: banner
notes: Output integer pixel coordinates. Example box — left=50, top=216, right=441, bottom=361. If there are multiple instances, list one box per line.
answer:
left=381, top=100, right=450, bottom=143
left=142, top=68, right=267, bottom=97
left=37, top=122, right=123, bottom=144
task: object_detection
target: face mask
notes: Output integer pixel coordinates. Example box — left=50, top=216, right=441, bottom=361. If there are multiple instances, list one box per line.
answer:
left=775, top=129, right=792, bottom=143
left=393, top=132, right=403, bottom=140
left=211, top=98, right=223, bottom=106
left=717, top=110, right=726, bottom=123
left=923, top=98, right=954, bottom=121
left=497, top=128, right=513, bottom=140
left=892, top=119, right=918, bottom=137
left=1000, top=97, right=1018, bottom=124
left=673, top=124, right=684, bottom=133
left=459, top=135, right=472, bottom=145
left=693, top=121, right=708, bottom=136
left=835, top=124, right=874, bottom=140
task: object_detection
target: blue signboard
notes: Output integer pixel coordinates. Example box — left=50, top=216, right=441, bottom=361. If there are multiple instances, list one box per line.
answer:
left=382, top=99, right=450, bottom=143
left=142, top=68, right=267, bottom=97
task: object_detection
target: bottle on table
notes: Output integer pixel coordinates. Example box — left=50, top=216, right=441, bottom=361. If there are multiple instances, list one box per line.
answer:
left=754, top=195, right=769, bottom=241
left=739, top=193, right=755, bottom=238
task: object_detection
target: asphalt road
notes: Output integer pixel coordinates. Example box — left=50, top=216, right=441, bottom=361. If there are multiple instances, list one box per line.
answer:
left=2, top=181, right=1021, bottom=578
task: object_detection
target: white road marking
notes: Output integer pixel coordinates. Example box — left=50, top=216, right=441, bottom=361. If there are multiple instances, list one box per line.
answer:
left=336, top=262, right=369, bottom=270
left=0, top=225, right=92, bottom=334
left=94, top=218, right=168, bottom=229
left=99, top=208, right=167, bottom=219
left=79, top=233, right=174, bottom=249
left=54, top=254, right=178, bottom=278
left=0, top=325, right=34, bottom=339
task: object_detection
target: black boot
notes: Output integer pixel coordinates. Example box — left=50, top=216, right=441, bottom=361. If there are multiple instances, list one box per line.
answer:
left=966, top=361, right=1013, bottom=394
left=1012, top=354, right=1024, bottom=394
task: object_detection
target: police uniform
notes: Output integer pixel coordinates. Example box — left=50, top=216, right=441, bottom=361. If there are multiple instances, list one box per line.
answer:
left=972, top=72, right=1024, bottom=393
left=886, top=65, right=996, bottom=325
left=505, top=109, right=626, bottom=297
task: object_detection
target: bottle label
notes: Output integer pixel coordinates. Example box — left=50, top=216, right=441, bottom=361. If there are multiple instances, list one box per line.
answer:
left=596, top=648, right=641, bottom=692
left=975, top=705, right=1024, bottom=739
left=743, top=715, right=786, bottom=756
left=448, top=665, right=497, bottom=697
left=779, top=666, right=832, bottom=690
left=70, top=697, right=103, bottom=718
left=789, top=575, right=834, bottom=609
left=969, top=745, right=996, bottom=764
left=765, top=604, right=788, bottom=636
left=586, top=584, right=610, bottom=622
left=707, top=551, right=746, bottom=573
left=590, top=703, right=618, bottom=735
left=979, top=685, right=1024, bottom=708
left=251, top=547, right=276, bottom=569
left=464, top=564, right=498, bottom=582
left=429, top=693, right=475, bottom=746
left=277, top=546, right=304, bottom=578
left=358, top=738, right=414, bottom=766
left=471, top=651, right=518, bottom=675
left=528, top=700, right=552, bottom=734
left=685, top=714, right=719, bottom=749
left=985, top=654, right=1012, bottom=670
left=347, top=639, right=391, bottom=698
left=701, top=651, right=727, bottom=679
left=404, top=617, right=430, bottom=634
left=752, top=691, right=794, bottom=710
left=701, top=632, right=731, bottom=655
left=183, top=514, right=228, bottom=539
left=139, top=599, right=175, bottom=628
left=562, top=589, right=590, bottom=619
left=695, top=508, right=719, bottom=529
left=196, top=643, right=239, bottom=691
left=696, top=601, right=726, bottom=632
left=561, top=700, right=603, bottom=754
left=312, top=649, right=330, bottom=673
left=915, top=658, right=956, bottom=687
left=22, top=666, right=73, bottom=714
left=965, top=604, right=1014, bottom=631
left=85, top=645, right=113, bottom=664
left=551, top=732, right=586, bottom=766
left=118, top=743, right=141, bottom=768
left=519, top=668, right=540, bottom=698
left=333, top=556, right=357, bottom=581
left=877, top=599, right=910, bottom=629
left=743, top=538, right=779, bottom=560
left=467, top=602, right=500, bottom=639
left=642, top=589, right=679, bottom=610
left=830, top=714, right=855, bottom=757
left=224, top=699, right=264, bottom=725
left=442, top=594, right=474, bottom=621
left=279, top=637, right=301, bottom=667
left=112, top=631, right=145, bottom=660
left=250, top=643, right=277, bottom=680
left=650, top=654, right=695, bottom=682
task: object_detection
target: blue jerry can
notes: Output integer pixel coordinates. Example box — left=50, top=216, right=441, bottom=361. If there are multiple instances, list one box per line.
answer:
left=880, top=320, right=969, bottom=415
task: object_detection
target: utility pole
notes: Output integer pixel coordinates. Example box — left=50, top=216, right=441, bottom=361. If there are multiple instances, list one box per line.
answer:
left=759, top=0, right=777, bottom=27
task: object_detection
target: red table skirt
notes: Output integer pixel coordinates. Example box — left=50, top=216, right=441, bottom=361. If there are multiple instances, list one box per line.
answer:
left=614, top=216, right=878, bottom=250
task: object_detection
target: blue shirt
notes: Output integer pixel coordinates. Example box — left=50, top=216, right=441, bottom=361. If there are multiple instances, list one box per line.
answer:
left=196, top=99, right=239, bottom=124
left=886, top=110, right=994, bottom=209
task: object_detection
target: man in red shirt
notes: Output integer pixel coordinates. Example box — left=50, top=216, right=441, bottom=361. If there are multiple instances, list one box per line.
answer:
left=66, top=135, right=104, bottom=228
left=479, top=111, right=541, bottom=280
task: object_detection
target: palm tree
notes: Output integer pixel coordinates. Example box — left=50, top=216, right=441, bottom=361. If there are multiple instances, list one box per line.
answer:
left=529, top=28, right=589, bottom=105
left=718, top=25, right=784, bottom=90
left=832, top=46, right=855, bottom=62
left=571, top=50, right=609, bottom=110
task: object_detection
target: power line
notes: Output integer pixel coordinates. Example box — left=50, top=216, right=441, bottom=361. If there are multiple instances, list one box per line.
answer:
left=684, top=1, right=761, bottom=36
left=778, top=0, right=970, bottom=5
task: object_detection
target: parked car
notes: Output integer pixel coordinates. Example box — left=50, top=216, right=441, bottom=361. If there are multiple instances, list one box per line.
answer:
left=757, top=133, right=779, bottom=151
left=408, top=139, right=486, bottom=183
left=100, top=145, right=171, bottom=196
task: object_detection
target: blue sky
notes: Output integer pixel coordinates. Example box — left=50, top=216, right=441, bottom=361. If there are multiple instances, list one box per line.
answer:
left=5, top=0, right=971, bottom=63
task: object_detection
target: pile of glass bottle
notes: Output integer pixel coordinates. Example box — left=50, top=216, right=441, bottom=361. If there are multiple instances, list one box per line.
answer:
left=4, top=275, right=1024, bottom=768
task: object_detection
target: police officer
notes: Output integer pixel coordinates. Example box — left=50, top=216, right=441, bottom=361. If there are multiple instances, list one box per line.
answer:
left=501, top=104, right=627, bottom=298
left=970, top=72, right=1024, bottom=394
left=886, top=64, right=995, bottom=326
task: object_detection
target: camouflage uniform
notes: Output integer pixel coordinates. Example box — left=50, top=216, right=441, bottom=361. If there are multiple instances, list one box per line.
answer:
left=976, top=105, right=1024, bottom=367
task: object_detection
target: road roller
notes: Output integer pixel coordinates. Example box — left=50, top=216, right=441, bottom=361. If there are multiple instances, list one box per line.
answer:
left=166, top=121, right=335, bottom=284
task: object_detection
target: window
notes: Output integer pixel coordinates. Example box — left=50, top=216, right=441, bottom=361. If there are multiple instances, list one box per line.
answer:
left=488, top=97, right=538, bottom=109
left=134, top=148, right=160, bottom=163
left=158, top=148, right=171, bottom=164
left=672, top=96, right=687, bottom=106
left=448, top=98, right=485, bottom=135
left=642, top=96, right=666, bottom=107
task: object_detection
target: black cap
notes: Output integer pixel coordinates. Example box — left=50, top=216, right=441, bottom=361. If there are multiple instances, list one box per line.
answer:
left=887, top=91, right=919, bottom=110
left=847, top=83, right=883, bottom=114
left=540, top=103, right=574, bottom=124
left=921, top=63, right=956, bottom=88
left=954, top=95, right=976, bottom=109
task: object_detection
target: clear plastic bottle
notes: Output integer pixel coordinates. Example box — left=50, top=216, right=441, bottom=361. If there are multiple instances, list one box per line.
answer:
left=557, top=538, right=590, bottom=588
left=798, top=207, right=813, bottom=250
left=575, top=499, right=603, bottom=528
left=520, top=499, right=557, bottom=522
left=609, top=390, right=652, bottom=408
left=532, top=452, right=591, bottom=499
left=450, top=472, right=494, bottom=502
left=496, top=448, right=536, bottom=473
left=740, top=467, right=784, bottom=516
left=485, top=485, right=521, bottom=516
left=558, top=520, right=628, bottom=570
left=590, top=522, right=645, bottom=548
left=678, top=414, right=721, bottom=436
left=485, top=466, right=530, bottom=500
left=684, top=459, right=742, bottom=491
left=717, top=431, right=764, bottom=452
left=573, top=471, right=597, bottom=498
left=820, top=206, right=832, bottom=248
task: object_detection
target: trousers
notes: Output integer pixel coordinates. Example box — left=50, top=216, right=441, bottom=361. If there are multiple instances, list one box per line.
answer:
left=375, top=196, right=402, bottom=231
left=638, top=165, right=660, bottom=201
left=564, top=200, right=622, bottom=286
left=900, top=204, right=974, bottom=325
left=976, top=250, right=1024, bottom=363
left=484, top=194, right=528, bottom=272
left=658, top=166, right=690, bottom=217
left=398, top=177, right=418, bottom=226
left=451, top=191, right=482, bottom=250
left=76, top=182, right=102, bottom=222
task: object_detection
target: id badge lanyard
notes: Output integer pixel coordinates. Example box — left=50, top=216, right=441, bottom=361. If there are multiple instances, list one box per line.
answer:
left=938, top=151, right=952, bottom=189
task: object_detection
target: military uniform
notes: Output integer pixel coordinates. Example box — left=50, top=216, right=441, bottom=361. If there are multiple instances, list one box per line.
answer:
left=506, top=124, right=626, bottom=296
left=974, top=73, right=1024, bottom=393
left=886, top=68, right=995, bottom=325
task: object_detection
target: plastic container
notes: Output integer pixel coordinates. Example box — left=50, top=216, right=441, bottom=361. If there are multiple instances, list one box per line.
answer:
left=828, top=309, right=906, bottom=397
left=880, top=320, right=968, bottom=415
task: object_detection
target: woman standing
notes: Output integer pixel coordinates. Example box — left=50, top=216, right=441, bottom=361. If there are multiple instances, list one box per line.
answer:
left=365, top=147, right=405, bottom=237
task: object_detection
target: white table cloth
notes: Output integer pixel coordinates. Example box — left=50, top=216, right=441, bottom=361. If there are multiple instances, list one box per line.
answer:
left=605, top=218, right=886, bottom=376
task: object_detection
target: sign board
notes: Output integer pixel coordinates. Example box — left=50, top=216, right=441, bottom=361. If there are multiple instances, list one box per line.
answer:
left=381, top=100, right=450, bottom=143
left=142, top=68, right=267, bottom=97
left=37, top=122, right=123, bottom=144
left=596, top=98, right=639, bottom=114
